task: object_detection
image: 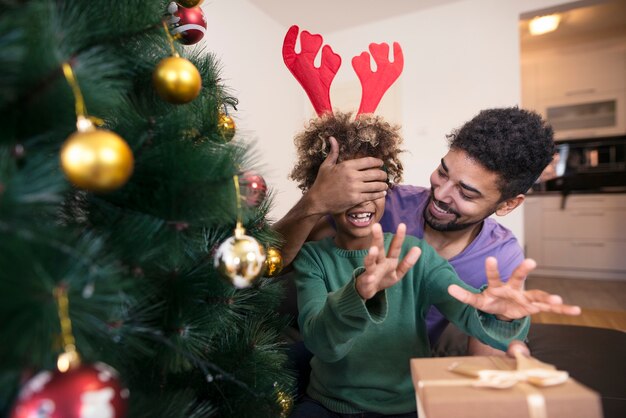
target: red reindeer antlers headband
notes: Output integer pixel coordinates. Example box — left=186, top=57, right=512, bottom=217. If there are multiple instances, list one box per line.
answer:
left=282, top=25, right=404, bottom=117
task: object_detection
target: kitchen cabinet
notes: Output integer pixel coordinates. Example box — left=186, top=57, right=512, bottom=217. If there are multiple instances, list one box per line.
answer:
left=521, top=43, right=626, bottom=140
left=538, top=90, right=625, bottom=140
left=524, top=193, right=626, bottom=280
left=534, top=47, right=625, bottom=101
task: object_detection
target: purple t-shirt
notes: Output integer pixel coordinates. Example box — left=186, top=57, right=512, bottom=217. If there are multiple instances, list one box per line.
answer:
left=379, top=185, right=525, bottom=345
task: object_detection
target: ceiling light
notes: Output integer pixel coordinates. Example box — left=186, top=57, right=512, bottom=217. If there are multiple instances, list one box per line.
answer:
left=529, top=14, right=561, bottom=36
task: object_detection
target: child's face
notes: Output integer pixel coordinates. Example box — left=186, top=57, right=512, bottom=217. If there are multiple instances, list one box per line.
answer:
left=332, top=195, right=386, bottom=250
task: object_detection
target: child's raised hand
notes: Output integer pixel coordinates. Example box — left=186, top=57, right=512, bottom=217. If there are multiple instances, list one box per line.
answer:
left=447, top=257, right=582, bottom=321
left=356, top=223, right=421, bottom=300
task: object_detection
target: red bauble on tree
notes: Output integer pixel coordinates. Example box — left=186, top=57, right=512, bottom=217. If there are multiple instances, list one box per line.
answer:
left=166, top=2, right=207, bottom=45
left=239, top=171, right=267, bottom=207
left=10, top=363, right=128, bottom=418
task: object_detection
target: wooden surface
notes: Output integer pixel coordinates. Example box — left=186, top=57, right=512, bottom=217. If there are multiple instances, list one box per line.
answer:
left=526, top=275, right=626, bottom=331
left=531, top=309, right=626, bottom=331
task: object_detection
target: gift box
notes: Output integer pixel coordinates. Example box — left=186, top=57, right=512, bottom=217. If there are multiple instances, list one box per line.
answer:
left=410, top=355, right=602, bottom=418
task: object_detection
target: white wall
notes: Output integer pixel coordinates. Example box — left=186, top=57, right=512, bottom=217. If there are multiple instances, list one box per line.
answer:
left=203, top=0, right=578, bottom=242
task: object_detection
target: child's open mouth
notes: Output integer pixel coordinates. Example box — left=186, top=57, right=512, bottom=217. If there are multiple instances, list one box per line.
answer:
left=347, top=212, right=373, bottom=227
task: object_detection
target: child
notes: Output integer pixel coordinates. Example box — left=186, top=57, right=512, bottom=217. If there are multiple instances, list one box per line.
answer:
left=288, top=112, right=580, bottom=417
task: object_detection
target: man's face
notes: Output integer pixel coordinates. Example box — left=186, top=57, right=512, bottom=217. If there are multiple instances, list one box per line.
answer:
left=332, top=196, right=386, bottom=250
left=425, top=148, right=503, bottom=232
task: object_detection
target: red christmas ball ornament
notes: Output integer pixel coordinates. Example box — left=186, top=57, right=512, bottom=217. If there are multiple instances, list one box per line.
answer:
left=10, top=362, right=128, bottom=418
left=166, top=2, right=207, bottom=45
left=239, top=171, right=267, bottom=207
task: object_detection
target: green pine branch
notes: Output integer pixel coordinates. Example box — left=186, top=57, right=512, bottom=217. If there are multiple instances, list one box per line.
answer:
left=0, top=1, right=294, bottom=416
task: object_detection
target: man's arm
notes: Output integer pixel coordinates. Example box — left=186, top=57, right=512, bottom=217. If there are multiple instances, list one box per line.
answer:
left=273, top=197, right=334, bottom=268
left=273, top=137, right=388, bottom=266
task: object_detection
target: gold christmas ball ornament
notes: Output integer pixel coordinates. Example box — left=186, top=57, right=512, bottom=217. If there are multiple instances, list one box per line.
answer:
left=214, top=233, right=266, bottom=288
left=264, top=247, right=283, bottom=278
left=217, top=112, right=236, bottom=142
left=177, top=0, right=204, bottom=7
left=60, top=128, right=134, bottom=192
left=153, top=56, right=202, bottom=104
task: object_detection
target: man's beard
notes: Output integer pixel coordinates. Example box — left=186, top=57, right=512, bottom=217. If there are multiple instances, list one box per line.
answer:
left=423, top=193, right=485, bottom=232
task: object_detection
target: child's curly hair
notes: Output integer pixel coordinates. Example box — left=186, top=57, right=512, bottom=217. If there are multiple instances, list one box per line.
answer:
left=289, top=111, right=404, bottom=192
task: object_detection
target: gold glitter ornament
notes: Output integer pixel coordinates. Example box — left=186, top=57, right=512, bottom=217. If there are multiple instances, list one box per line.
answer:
left=153, top=56, right=202, bottom=104
left=276, top=389, right=293, bottom=418
left=217, top=112, right=236, bottom=142
left=264, top=247, right=283, bottom=278
left=214, top=225, right=266, bottom=288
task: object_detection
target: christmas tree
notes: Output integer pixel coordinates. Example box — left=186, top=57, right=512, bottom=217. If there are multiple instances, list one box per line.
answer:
left=0, top=1, right=293, bottom=417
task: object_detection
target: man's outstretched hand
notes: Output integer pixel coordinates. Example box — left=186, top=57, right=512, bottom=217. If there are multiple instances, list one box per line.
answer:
left=448, top=257, right=582, bottom=321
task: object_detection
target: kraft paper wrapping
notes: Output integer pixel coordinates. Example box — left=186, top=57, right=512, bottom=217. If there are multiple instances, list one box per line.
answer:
left=410, top=355, right=602, bottom=418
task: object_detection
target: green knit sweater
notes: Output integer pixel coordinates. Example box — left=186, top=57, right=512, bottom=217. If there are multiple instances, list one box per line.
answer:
left=292, top=233, right=530, bottom=415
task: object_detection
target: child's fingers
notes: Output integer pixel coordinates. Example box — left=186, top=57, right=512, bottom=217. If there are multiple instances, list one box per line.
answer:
left=524, top=290, right=582, bottom=316
left=387, top=223, right=406, bottom=259
left=448, top=284, right=481, bottom=308
left=364, top=246, right=379, bottom=272
left=371, top=223, right=385, bottom=262
left=484, top=257, right=504, bottom=289
left=531, top=301, right=581, bottom=316
left=395, top=247, right=421, bottom=278
left=507, top=258, right=536, bottom=291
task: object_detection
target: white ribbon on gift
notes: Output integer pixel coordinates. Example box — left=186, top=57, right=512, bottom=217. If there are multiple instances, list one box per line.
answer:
left=448, top=359, right=569, bottom=389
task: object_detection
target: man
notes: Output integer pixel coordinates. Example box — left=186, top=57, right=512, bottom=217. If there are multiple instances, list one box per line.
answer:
left=275, top=106, right=555, bottom=355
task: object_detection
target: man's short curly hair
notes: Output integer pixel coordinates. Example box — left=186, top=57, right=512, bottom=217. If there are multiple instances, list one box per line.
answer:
left=289, top=111, right=404, bottom=192
left=447, top=107, right=555, bottom=201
